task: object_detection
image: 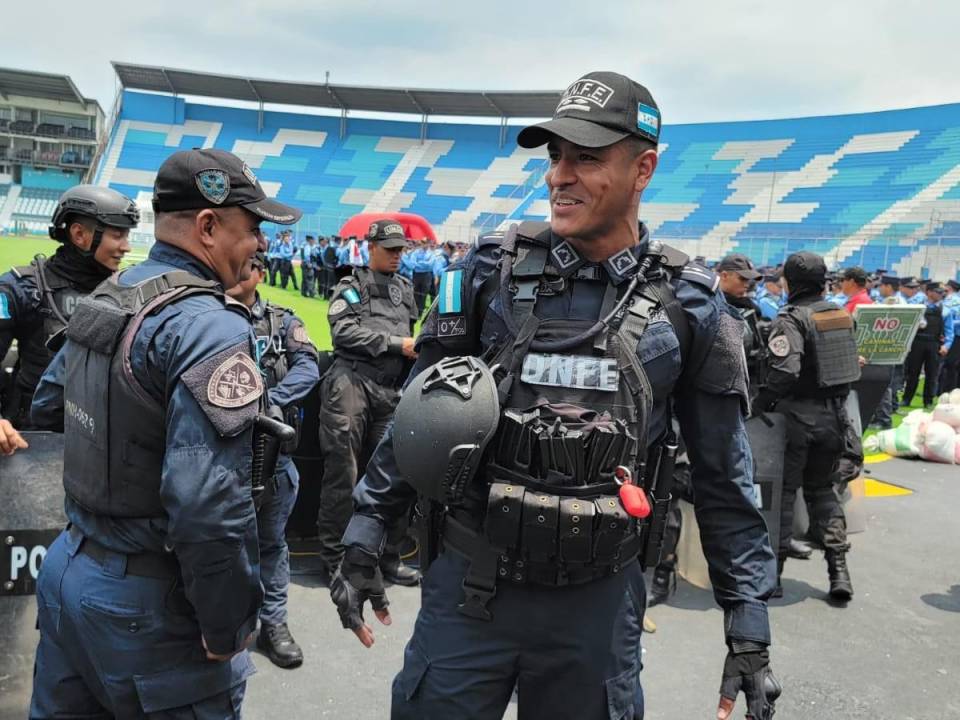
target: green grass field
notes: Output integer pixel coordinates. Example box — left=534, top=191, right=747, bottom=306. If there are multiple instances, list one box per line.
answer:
left=0, top=234, right=334, bottom=350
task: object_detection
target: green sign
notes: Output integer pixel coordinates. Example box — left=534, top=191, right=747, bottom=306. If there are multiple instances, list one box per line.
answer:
left=853, top=305, right=925, bottom=364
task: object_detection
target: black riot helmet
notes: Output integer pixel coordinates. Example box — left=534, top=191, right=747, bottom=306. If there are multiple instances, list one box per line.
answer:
left=393, top=356, right=500, bottom=502
left=49, top=184, right=140, bottom=253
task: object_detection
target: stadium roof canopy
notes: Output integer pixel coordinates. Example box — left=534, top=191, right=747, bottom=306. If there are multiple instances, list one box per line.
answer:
left=0, top=67, right=100, bottom=110
left=112, top=62, right=560, bottom=119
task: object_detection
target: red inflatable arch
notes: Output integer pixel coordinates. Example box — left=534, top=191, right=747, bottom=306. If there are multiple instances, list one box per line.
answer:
left=338, top=212, right=437, bottom=243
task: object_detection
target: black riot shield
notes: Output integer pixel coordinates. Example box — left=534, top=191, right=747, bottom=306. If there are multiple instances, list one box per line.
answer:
left=0, top=432, right=66, bottom=720
left=745, top=413, right=787, bottom=548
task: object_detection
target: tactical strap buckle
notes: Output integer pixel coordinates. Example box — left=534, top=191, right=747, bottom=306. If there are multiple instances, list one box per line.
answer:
left=457, top=579, right=496, bottom=622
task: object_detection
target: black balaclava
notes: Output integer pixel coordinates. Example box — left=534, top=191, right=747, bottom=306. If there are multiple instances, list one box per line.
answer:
left=783, top=251, right=826, bottom=304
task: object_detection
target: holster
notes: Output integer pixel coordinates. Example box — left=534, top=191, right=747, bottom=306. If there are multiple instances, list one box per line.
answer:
left=417, top=497, right=443, bottom=573
left=251, top=411, right=296, bottom=511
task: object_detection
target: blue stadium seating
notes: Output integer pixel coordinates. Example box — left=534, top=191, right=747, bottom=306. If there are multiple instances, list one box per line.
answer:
left=94, top=90, right=960, bottom=277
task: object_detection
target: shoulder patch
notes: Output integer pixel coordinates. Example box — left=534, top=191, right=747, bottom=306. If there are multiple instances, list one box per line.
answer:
left=438, top=269, right=463, bottom=314
left=680, top=264, right=720, bottom=292
left=329, top=298, right=353, bottom=318
left=181, top=345, right=262, bottom=437
left=0, top=291, right=11, bottom=320
left=768, top=334, right=791, bottom=357
left=343, top=287, right=361, bottom=305
left=292, top=324, right=311, bottom=344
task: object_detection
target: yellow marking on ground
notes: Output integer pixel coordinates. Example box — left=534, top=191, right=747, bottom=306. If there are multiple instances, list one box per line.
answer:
left=864, top=452, right=892, bottom=464
left=863, top=478, right=913, bottom=497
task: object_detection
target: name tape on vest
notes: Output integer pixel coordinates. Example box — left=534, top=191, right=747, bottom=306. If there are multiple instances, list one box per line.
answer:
left=521, top=353, right=619, bottom=392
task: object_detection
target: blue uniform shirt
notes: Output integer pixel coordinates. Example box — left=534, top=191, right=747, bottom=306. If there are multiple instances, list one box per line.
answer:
left=432, top=250, right=452, bottom=280
left=277, top=241, right=295, bottom=261
left=344, top=227, right=776, bottom=646
left=757, top=292, right=784, bottom=321
left=32, top=243, right=264, bottom=656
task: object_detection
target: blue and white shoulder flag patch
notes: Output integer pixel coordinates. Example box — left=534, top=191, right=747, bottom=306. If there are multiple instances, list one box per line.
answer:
left=438, top=270, right=463, bottom=315
left=343, top=287, right=361, bottom=305
left=0, top=293, right=11, bottom=320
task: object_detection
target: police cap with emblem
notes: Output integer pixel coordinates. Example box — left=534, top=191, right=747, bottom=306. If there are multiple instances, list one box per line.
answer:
left=716, top=253, right=762, bottom=281
left=518, top=71, right=660, bottom=149
left=367, top=219, right=408, bottom=249
left=902, top=276, right=921, bottom=289
left=947, top=279, right=960, bottom=291
left=925, top=281, right=945, bottom=295
left=153, top=148, right=302, bottom=225
left=880, top=275, right=900, bottom=288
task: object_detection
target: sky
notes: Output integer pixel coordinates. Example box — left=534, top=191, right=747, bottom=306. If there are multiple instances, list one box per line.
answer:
left=3, top=0, right=959, bottom=125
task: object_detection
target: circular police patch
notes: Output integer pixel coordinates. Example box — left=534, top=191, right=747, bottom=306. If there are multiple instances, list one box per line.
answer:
left=768, top=334, right=791, bottom=358
left=389, top=284, right=403, bottom=306
left=207, top=352, right=262, bottom=408
left=329, top=299, right=348, bottom=315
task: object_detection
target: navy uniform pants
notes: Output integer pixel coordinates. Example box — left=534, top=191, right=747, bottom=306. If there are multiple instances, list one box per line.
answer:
left=777, top=397, right=848, bottom=556
left=257, top=457, right=300, bottom=625
left=392, top=550, right=645, bottom=720
left=903, top=338, right=941, bottom=407
left=30, top=529, right=254, bottom=719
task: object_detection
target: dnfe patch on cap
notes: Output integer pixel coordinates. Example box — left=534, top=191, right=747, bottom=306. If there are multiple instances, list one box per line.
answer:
left=207, top=352, right=262, bottom=407
left=195, top=169, right=230, bottom=205
left=383, top=223, right=404, bottom=237
left=556, top=79, right=615, bottom=114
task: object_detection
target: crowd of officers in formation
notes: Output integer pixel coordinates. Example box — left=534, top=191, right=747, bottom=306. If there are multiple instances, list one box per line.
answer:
left=0, top=70, right=950, bottom=720
left=261, top=228, right=469, bottom=318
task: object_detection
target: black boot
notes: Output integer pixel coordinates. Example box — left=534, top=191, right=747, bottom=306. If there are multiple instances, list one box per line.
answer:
left=825, top=550, right=853, bottom=601
left=771, top=557, right=785, bottom=599
left=786, top=537, right=813, bottom=560
left=648, top=564, right=677, bottom=607
left=380, top=553, right=422, bottom=587
left=257, top=622, right=304, bottom=668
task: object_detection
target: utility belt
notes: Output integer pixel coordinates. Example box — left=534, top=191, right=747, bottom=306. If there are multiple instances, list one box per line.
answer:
left=69, top=525, right=179, bottom=580
left=338, top=358, right=404, bottom=388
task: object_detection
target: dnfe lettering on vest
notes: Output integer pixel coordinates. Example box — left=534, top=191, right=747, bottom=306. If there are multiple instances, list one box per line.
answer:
left=520, top=353, right=619, bottom=392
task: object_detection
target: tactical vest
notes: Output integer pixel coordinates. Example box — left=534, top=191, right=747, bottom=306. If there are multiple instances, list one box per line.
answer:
left=6, top=258, right=85, bottom=423
left=450, top=223, right=693, bottom=596
left=253, top=301, right=300, bottom=453
left=917, top=305, right=944, bottom=341
left=335, top=268, right=414, bottom=382
left=61, top=270, right=245, bottom=518
left=788, top=300, right=861, bottom=398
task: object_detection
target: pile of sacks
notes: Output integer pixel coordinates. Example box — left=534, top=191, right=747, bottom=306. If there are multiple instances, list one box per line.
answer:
left=865, top=389, right=960, bottom=463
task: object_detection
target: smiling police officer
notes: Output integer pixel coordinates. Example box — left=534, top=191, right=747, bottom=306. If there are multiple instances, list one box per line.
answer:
left=0, top=185, right=138, bottom=455
left=28, top=149, right=301, bottom=718
left=329, top=72, right=779, bottom=720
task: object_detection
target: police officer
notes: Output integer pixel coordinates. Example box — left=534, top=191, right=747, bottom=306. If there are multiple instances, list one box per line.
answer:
left=277, top=232, right=298, bottom=290
left=28, top=148, right=302, bottom=718
left=0, top=185, right=138, bottom=455
left=753, top=251, right=861, bottom=602
left=317, top=219, right=421, bottom=587
left=300, top=235, right=318, bottom=297
left=409, top=240, right=436, bottom=315
left=757, top=273, right=785, bottom=321
left=267, top=233, right=282, bottom=286
left=939, top=279, right=960, bottom=393
left=330, top=72, right=779, bottom=720
left=227, top=251, right=319, bottom=668
left=902, top=281, right=954, bottom=408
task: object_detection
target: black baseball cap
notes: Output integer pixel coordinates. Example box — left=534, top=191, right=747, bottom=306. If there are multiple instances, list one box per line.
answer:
left=518, top=71, right=661, bottom=149
left=153, top=148, right=302, bottom=225
left=841, top=266, right=868, bottom=285
left=716, top=253, right=762, bottom=280
left=366, top=219, right=408, bottom=249
left=784, top=252, right=827, bottom=285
